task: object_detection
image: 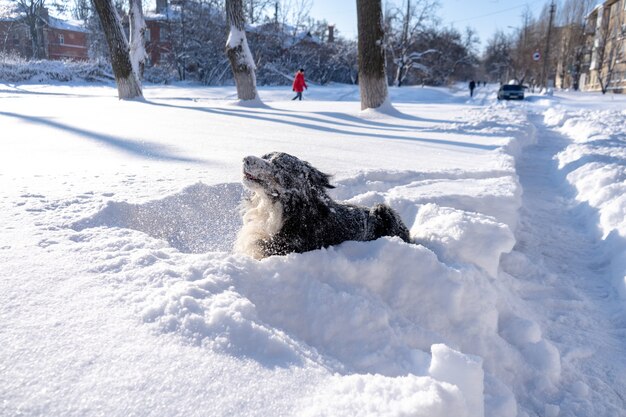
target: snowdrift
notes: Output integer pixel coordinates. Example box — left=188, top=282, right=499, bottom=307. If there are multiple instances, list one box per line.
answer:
left=544, top=106, right=626, bottom=298
left=62, top=99, right=545, bottom=417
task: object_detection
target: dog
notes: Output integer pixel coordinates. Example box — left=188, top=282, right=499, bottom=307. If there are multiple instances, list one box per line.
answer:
left=234, top=152, right=411, bottom=259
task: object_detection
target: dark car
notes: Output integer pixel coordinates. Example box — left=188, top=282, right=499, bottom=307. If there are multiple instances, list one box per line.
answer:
left=497, top=84, right=525, bottom=100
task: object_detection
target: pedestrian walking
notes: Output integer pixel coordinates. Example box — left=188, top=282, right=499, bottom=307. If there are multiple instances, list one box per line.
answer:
left=292, top=69, right=307, bottom=101
left=469, top=80, right=476, bottom=97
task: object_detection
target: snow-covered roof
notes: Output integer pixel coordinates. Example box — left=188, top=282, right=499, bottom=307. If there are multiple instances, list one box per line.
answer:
left=145, top=9, right=180, bottom=21
left=47, top=16, right=88, bottom=33
left=0, top=12, right=88, bottom=33
left=0, top=8, right=21, bottom=21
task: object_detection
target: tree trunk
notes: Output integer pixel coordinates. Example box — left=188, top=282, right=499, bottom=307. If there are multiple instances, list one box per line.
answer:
left=356, top=0, right=389, bottom=110
left=225, top=0, right=259, bottom=102
left=93, top=0, right=143, bottom=100
left=129, top=0, right=148, bottom=81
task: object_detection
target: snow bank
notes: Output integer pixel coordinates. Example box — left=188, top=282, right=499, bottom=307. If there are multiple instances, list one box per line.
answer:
left=411, top=204, right=515, bottom=277
left=545, top=107, right=626, bottom=296
left=429, top=344, right=484, bottom=417
left=298, top=372, right=468, bottom=417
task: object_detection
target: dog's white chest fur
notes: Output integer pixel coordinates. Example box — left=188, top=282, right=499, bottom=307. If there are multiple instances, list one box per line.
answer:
left=234, top=193, right=284, bottom=259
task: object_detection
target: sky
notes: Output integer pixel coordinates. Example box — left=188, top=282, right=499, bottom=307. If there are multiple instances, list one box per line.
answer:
left=0, top=0, right=549, bottom=51
left=309, top=0, right=548, bottom=49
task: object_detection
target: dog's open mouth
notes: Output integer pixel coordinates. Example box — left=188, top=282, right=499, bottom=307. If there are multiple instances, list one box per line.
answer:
left=244, top=172, right=262, bottom=183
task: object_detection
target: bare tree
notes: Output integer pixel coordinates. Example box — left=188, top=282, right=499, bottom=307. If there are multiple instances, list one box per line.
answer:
left=384, top=0, right=439, bottom=86
left=71, top=0, right=89, bottom=21
left=92, top=0, right=143, bottom=99
left=272, top=0, right=312, bottom=36
left=356, top=0, right=389, bottom=110
left=508, top=8, right=538, bottom=85
left=128, top=0, right=147, bottom=80
left=483, top=30, right=513, bottom=83
left=593, top=2, right=625, bottom=94
left=225, top=0, right=259, bottom=101
left=10, top=0, right=46, bottom=58
left=245, top=0, right=274, bottom=24
left=561, top=0, right=594, bottom=90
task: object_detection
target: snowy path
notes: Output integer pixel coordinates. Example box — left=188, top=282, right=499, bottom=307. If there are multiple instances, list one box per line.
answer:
left=503, top=114, right=626, bottom=416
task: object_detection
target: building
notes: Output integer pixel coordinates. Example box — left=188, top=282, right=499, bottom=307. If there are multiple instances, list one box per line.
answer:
left=45, top=16, right=89, bottom=60
left=581, top=0, right=626, bottom=93
left=0, top=9, right=88, bottom=61
left=143, top=11, right=173, bottom=66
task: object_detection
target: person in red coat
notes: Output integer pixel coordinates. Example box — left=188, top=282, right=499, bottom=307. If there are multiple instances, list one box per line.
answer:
left=292, top=68, right=308, bottom=101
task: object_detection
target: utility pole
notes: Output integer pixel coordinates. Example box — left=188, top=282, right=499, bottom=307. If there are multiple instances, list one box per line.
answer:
left=542, top=0, right=556, bottom=89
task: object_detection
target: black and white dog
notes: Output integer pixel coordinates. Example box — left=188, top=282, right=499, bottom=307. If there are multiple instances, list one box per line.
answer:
left=235, top=152, right=411, bottom=259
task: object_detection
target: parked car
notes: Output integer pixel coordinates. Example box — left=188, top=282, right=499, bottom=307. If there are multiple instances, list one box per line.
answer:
left=497, top=84, right=525, bottom=100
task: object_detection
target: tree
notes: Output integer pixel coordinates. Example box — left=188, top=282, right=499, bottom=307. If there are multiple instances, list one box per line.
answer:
left=356, top=0, right=389, bottom=110
left=277, top=0, right=312, bottom=36
left=92, top=0, right=143, bottom=99
left=554, top=0, right=593, bottom=90
left=418, top=27, right=477, bottom=85
left=225, top=0, right=259, bottom=101
left=593, top=2, right=625, bottom=94
left=508, top=8, right=539, bottom=86
left=128, top=0, right=147, bottom=80
left=11, top=0, right=46, bottom=58
left=483, top=30, right=513, bottom=84
left=384, top=0, right=439, bottom=86
left=71, top=0, right=90, bottom=21
left=244, top=0, right=274, bottom=24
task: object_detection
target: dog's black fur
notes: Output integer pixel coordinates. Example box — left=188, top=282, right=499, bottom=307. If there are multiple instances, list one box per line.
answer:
left=235, top=152, right=411, bottom=258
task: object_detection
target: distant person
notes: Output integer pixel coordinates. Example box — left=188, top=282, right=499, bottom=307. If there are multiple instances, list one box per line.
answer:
left=469, top=80, right=476, bottom=97
left=292, top=68, right=308, bottom=101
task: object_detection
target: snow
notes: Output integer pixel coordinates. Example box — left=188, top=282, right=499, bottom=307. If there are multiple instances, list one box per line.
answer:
left=47, top=16, right=89, bottom=33
left=1, top=81, right=626, bottom=417
left=227, top=26, right=257, bottom=71
left=542, top=96, right=626, bottom=298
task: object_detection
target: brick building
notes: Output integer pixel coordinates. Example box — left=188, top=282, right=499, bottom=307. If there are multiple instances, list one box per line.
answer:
left=143, top=12, right=172, bottom=66
left=0, top=9, right=88, bottom=61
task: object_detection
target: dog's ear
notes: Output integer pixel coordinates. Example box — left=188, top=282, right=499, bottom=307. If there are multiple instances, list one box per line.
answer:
left=306, top=164, right=335, bottom=189
left=320, top=172, right=335, bottom=189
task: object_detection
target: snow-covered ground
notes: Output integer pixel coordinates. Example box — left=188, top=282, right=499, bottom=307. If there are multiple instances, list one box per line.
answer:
left=1, top=81, right=625, bottom=417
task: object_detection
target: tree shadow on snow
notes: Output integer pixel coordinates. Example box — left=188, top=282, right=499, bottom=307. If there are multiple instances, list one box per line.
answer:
left=145, top=101, right=499, bottom=152
left=0, top=110, right=207, bottom=164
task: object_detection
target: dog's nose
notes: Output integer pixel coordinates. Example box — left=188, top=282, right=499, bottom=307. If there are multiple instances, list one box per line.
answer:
left=243, top=156, right=266, bottom=169
left=243, top=156, right=254, bottom=168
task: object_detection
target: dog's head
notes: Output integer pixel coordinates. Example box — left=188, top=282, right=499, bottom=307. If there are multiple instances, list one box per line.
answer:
left=241, top=152, right=334, bottom=199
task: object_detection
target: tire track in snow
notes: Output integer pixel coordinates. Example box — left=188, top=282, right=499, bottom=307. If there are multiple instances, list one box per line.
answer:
left=503, top=113, right=626, bottom=416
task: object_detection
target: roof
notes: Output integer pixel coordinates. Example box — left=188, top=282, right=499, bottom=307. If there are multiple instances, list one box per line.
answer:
left=145, top=7, right=181, bottom=21
left=0, top=11, right=88, bottom=33
left=47, top=16, right=88, bottom=33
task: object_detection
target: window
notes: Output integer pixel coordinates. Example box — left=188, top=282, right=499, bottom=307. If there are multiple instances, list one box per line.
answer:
left=144, top=28, right=151, bottom=42
left=59, top=34, right=64, bottom=45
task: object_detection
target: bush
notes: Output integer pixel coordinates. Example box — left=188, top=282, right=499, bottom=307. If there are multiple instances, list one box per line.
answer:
left=0, top=53, right=113, bottom=83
